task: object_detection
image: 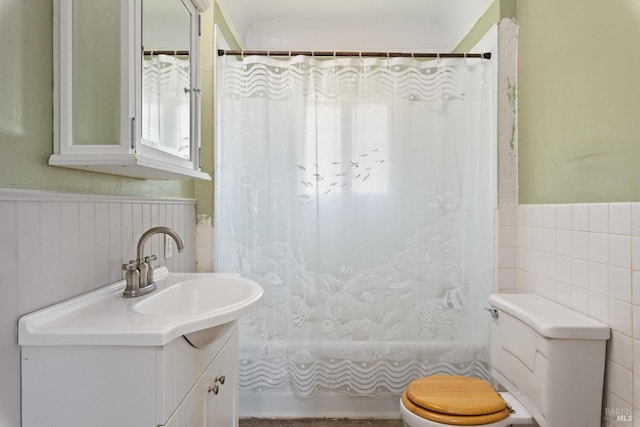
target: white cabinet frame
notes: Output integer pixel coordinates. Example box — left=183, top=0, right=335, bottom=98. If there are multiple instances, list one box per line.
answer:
left=50, top=0, right=210, bottom=181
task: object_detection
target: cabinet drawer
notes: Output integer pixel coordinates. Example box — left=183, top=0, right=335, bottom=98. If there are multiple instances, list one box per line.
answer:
left=157, top=321, right=237, bottom=424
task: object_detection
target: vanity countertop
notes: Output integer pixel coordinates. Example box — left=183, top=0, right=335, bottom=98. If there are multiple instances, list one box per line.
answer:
left=18, top=268, right=263, bottom=347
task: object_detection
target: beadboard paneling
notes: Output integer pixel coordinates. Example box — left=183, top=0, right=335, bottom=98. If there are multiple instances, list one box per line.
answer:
left=0, top=201, right=20, bottom=427
left=0, top=189, right=196, bottom=427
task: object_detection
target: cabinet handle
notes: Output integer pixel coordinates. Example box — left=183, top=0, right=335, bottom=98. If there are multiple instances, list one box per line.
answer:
left=208, top=385, right=219, bottom=395
left=215, top=375, right=225, bottom=385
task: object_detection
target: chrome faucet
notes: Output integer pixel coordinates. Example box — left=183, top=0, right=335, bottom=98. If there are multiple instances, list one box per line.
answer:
left=122, top=226, right=185, bottom=298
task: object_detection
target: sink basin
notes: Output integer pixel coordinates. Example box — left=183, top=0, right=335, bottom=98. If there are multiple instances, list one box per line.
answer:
left=18, top=268, right=263, bottom=347
left=134, top=277, right=261, bottom=316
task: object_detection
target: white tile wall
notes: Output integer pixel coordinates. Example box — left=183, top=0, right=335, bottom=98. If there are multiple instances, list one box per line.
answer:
left=497, top=203, right=640, bottom=426
left=0, top=189, right=196, bottom=427
left=496, top=205, right=518, bottom=292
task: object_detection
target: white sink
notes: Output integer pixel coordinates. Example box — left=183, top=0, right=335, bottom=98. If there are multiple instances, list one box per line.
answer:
left=134, top=277, right=261, bottom=316
left=18, top=268, right=263, bottom=347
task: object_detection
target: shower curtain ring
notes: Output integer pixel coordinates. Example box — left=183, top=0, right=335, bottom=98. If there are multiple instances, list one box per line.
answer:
left=240, top=49, right=245, bottom=59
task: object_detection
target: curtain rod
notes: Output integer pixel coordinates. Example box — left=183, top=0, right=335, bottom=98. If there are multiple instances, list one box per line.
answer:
left=143, top=50, right=189, bottom=56
left=217, top=49, right=491, bottom=60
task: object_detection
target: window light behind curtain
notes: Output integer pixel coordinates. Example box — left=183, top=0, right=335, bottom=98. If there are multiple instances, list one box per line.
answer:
left=215, top=54, right=494, bottom=396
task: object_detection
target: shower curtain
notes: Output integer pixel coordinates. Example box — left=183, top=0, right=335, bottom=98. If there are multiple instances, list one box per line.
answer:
left=215, top=54, right=494, bottom=396
left=141, top=54, right=190, bottom=158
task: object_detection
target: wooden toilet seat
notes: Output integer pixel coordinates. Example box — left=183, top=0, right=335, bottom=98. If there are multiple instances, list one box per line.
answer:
left=403, top=375, right=510, bottom=425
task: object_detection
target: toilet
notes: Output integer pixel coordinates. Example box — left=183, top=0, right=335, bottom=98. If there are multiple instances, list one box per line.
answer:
left=400, top=293, right=610, bottom=427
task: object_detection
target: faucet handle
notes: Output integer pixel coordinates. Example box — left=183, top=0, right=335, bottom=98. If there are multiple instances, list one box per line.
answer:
left=122, top=260, right=141, bottom=297
left=143, top=255, right=158, bottom=288
left=122, top=260, right=137, bottom=271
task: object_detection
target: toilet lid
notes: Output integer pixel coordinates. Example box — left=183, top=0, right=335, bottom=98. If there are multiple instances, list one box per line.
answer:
left=403, top=375, right=509, bottom=425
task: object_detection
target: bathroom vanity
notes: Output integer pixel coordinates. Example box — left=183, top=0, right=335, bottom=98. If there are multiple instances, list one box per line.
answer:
left=19, top=269, right=263, bottom=427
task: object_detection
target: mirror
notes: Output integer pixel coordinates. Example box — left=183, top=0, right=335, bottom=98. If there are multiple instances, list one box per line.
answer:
left=142, top=0, right=192, bottom=160
left=72, top=0, right=121, bottom=145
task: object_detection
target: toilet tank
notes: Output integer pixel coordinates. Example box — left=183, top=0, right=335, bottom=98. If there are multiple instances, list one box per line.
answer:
left=488, top=294, right=610, bottom=427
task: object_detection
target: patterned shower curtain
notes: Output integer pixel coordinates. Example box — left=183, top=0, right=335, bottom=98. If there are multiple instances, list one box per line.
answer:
left=215, top=54, right=494, bottom=396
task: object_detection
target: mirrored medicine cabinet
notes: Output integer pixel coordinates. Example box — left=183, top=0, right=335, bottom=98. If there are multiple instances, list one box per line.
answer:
left=50, top=0, right=211, bottom=180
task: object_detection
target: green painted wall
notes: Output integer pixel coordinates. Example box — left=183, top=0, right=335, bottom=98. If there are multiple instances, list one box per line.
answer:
left=194, top=2, right=240, bottom=217
left=0, top=0, right=194, bottom=198
left=518, top=0, right=640, bottom=203
left=456, top=0, right=640, bottom=203
left=195, top=5, right=216, bottom=218
left=10, top=0, right=635, bottom=205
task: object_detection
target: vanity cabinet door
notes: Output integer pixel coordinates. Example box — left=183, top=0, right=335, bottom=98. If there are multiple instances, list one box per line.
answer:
left=208, top=330, right=239, bottom=426
left=161, top=330, right=239, bottom=427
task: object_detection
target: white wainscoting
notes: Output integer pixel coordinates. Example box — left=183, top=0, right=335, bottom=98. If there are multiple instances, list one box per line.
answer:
left=0, top=188, right=196, bottom=427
